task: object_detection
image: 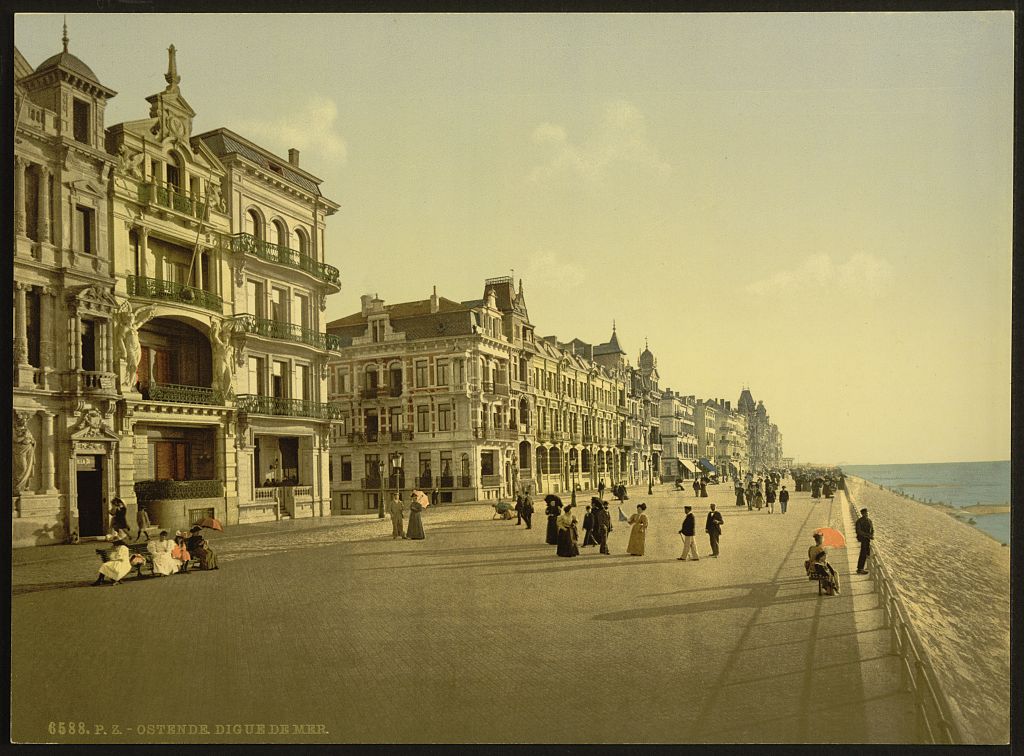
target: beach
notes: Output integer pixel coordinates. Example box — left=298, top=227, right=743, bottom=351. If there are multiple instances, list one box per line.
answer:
left=844, top=476, right=1010, bottom=743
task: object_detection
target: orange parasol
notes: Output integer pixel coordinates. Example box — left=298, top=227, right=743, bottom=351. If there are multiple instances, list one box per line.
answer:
left=194, top=516, right=224, bottom=532
left=814, top=527, right=845, bottom=548
left=411, top=489, right=430, bottom=508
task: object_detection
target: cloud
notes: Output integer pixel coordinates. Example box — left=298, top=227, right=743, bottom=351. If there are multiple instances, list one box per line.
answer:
left=235, top=95, right=348, bottom=163
left=744, top=253, right=895, bottom=297
left=529, top=100, right=671, bottom=183
left=524, top=249, right=586, bottom=289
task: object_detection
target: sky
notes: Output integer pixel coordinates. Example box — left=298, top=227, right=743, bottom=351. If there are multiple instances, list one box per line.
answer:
left=15, top=12, right=1013, bottom=465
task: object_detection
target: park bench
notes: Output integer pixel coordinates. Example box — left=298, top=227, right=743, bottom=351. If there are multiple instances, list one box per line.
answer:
left=95, top=543, right=200, bottom=577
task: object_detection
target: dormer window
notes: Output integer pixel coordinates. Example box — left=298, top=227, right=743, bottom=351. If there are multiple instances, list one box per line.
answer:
left=73, top=98, right=91, bottom=144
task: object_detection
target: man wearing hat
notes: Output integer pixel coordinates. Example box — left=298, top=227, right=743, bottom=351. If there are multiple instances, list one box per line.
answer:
left=677, top=505, right=698, bottom=561
left=855, top=507, right=874, bottom=574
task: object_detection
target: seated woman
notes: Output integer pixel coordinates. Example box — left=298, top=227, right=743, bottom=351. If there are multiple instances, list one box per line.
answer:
left=172, top=534, right=191, bottom=574
left=186, top=526, right=219, bottom=571
left=93, top=539, right=131, bottom=586
left=807, top=535, right=840, bottom=596
left=147, top=530, right=179, bottom=576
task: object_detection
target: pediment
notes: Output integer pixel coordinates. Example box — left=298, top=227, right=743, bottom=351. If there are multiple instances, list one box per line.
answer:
left=66, top=283, right=118, bottom=313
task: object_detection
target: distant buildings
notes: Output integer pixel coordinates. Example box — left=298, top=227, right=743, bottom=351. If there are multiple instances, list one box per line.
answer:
left=738, top=388, right=783, bottom=472
left=325, top=280, right=663, bottom=513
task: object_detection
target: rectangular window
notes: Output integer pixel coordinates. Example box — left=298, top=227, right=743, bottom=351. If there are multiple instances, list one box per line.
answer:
left=436, top=359, right=449, bottom=386
left=295, top=293, right=310, bottom=330
left=389, top=406, right=403, bottom=433
left=339, top=494, right=351, bottom=510
left=248, top=356, right=265, bottom=395
left=80, top=319, right=96, bottom=372
left=416, top=405, right=430, bottom=433
left=341, top=455, right=352, bottom=482
left=480, top=451, right=495, bottom=476
left=365, top=454, right=381, bottom=483
left=26, top=289, right=41, bottom=367
left=340, top=370, right=351, bottom=393
left=272, top=361, right=288, bottom=398
left=72, top=98, right=90, bottom=143
left=297, top=364, right=311, bottom=401
left=438, top=404, right=451, bottom=431
left=415, top=360, right=428, bottom=387
left=365, top=492, right=380, bottom=510
left=75, top=206, right=94, bottom=254
left=153, top=440, right=189, bottom=480
left=248, top=280, right=265, bottom=319
left=454, top=359, right=465, bottom=385
left=272, top=287, right=288, bottom=323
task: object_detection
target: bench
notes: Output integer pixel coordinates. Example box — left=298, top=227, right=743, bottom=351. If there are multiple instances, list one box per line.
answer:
left=96, top=543, right=200, bottom=577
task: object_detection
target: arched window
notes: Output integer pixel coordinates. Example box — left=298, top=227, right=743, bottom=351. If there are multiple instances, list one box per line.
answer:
left=536, top=447, right=546, bottom=475
left=272, top=219, right=288, bottom=249
left=246, top=209, right=263, bottom=241
left=295, top=227, right=310, bottom=257
left=166, top=153, right=182, bottom=190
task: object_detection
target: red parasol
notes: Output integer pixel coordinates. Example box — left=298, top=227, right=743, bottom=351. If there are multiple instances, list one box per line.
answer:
left=194, top=516, right=224, bottom=532
left=411, top=489, right=430, bottom=508
left=814, top=527, right=845, bottom=548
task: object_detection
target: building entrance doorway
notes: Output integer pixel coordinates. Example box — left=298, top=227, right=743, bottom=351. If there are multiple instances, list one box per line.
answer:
left=76, top=455, right=105, bottom=537
left=280, top=437, right=299, bottom=484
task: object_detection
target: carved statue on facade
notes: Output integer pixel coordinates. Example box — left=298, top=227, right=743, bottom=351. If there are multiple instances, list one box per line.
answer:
left=116, top=144, right=144, bottom=179
left=207, top=178, right=227, bottom=214
left=13, top=414, right=36, bottom=494
left=113, top=302, right=156, bottom=389
left=209, top=318, right=235, bottom=399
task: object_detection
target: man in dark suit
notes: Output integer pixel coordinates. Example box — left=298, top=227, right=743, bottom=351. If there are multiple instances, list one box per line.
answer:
left=521, top=495, right=534, bottom=530
left=855, top=507, right=874, bottom=574
left=594, top=500, right=612, bottom=554
left=705, top=503, right=724, bottom=557
left=677, top=505, right=698, bottom=561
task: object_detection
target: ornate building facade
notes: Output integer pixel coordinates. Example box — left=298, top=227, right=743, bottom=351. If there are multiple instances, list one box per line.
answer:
left=737, top=388, right=784, bottom=472
left=658, top=390, right=699, bottom=480
left=325, top=279, right=654, bottom=513
left=12, top=36, right=340, bottom=546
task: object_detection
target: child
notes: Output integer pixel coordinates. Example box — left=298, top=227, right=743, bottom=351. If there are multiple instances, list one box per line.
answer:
left=172, top=534, right=191, bottom=574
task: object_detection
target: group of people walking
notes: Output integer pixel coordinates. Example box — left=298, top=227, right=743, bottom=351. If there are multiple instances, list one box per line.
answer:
left=734, top=471, right=790, bottom=513
left=677, top=503, right=724, bottom=560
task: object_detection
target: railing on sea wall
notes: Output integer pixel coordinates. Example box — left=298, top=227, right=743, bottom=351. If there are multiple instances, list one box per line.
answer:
left=840, top=480, right=963, bottom=744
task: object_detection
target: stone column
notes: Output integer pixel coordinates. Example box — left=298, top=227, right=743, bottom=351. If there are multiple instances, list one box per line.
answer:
left=137, top=226, right=149, bottom=279
left=38, top=411, right=56, bottom=493
left=36, top=165, right=50, bottom=243
left=14, top=156, right=26, bottom=235
left=13, top=283, right=28, bottom=366
left=38, top=288, right=54, bottom=372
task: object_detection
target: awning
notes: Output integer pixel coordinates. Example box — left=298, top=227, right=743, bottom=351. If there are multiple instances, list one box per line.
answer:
left=679, top=459, right=697, bottom=474
left=698, top=458, right=718, bottom=474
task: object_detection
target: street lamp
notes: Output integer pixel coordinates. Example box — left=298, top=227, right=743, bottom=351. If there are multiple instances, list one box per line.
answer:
left=647, top=455, right=653, bottom=496
left=570, top=456, right=578, bottom=507
left=377, top=459, right=385, bottom=519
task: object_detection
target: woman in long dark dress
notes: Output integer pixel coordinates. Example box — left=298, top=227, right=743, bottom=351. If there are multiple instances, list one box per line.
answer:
left=406, top=498, right=425, bottom=540
left=545, top=500, right=560, bottom=545
left=556, top=504, right=579, bottom=557
left=582, top=505, right=597, bottom=546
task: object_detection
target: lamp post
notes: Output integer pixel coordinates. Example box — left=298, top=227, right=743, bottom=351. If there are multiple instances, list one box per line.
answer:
left=377, top=459, right=385, bottom=519
left=647, top=455, right=653, bottom=496
left=570, top=456, right=578, bottom=507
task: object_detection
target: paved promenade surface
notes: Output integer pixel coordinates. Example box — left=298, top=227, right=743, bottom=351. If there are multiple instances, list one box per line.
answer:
left=12, top=482, right=917, bottom=744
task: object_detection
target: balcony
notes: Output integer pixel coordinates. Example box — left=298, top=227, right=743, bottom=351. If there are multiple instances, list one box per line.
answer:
left=226, top=232, right=341, bottom=289
left=62, top=370, right=119, bottom=395
left=137, top=181, right=208, bottom=220
left=233, top=314, right=339, bottom=351
left=345, top=430, right=412, bottom=444
left=439, top=475, right=455, bottom=488
left=459, top=475, right=471, bottom=488
left=474, top=427, right=518, bottom=442
left=360, top=387, right=378, bottom=399
left=388, top=384, right=403, bottom=397
left=144, top=381, right=225, bottom=406
left=235, top=394, right=341, bottom=420
left=127, top=274, right=223, bottom=313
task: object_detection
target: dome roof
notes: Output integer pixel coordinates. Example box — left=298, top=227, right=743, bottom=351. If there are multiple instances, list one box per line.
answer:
left=35, top=51, right=100, bottom=83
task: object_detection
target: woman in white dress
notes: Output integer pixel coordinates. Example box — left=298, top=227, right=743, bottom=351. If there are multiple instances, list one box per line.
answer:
left=93, top=540, right=132, bottom=585
left=147, top=530, right=179, bottom=576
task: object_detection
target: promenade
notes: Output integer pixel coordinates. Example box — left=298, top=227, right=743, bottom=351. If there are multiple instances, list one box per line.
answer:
left=12, top=481, right=917, bottom=744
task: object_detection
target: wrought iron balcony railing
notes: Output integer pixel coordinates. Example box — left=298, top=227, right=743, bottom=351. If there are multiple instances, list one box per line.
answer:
left=127, top=274, right=223, bottom=312
left=137, top=181, right=208, bottom=219
left=145, top=381, right=225, bottom=406
left=226, top=232, right=341, bottom=288
left=233, top=314, right=339, bottom=351
left=235, top=394, right=342, bottom=420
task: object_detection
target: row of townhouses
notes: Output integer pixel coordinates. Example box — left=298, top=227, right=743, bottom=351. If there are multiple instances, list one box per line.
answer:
left=11, top=33, right=784, bottom=544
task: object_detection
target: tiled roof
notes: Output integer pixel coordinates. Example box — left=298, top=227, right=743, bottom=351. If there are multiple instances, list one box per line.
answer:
left=198, top=130, right=322, bottom=196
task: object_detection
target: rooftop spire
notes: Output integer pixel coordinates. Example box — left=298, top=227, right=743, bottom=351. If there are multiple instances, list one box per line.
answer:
left=165, top=44, right=180, bottom=92
left=62, top=16, right=69, bottom=52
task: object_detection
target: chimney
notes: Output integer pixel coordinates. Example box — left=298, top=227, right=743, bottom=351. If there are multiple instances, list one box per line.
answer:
left=430, top=285, right=439, bottom=314
left=288, top=148, right=300, bottom=167
left=360, top=294, right=373, bottom=315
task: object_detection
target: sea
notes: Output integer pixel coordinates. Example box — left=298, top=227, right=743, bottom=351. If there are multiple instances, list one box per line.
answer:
left=842, top=460, right=1011, bottom=545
